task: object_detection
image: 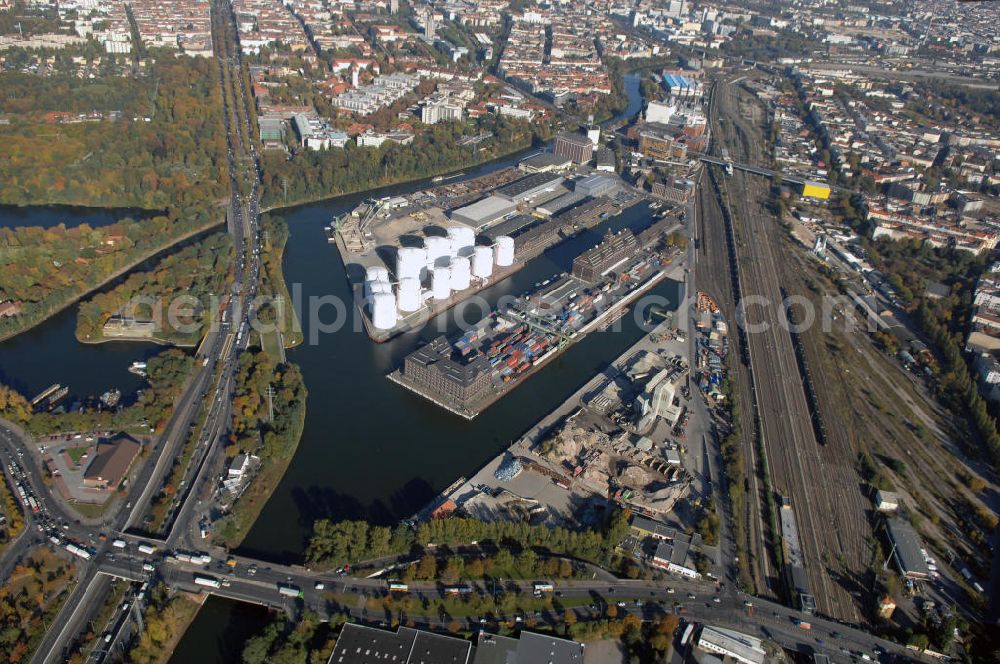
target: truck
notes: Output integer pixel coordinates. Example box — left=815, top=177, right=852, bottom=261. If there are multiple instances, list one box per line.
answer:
left=137, top=543, right=157, bottom=555
left=112, top=539, right=127, bottom=549
left=278, top=583, right=303, bottom=598
left=194, top=575, right=221, bottom=589
left=795, top=619, right=812, bottom=630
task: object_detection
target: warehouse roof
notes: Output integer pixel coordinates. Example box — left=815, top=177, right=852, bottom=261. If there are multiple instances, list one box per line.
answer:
left=495, top=172, right=564, bottom=200
left=83, top=434, right=141, bottom=487
left=886, top=517, right=930, bottom=578
left=450, top=195, right=516, bottom=229
left=520, top=152, right=573, bottom=172
left=328, top=624, right=472, bottom=664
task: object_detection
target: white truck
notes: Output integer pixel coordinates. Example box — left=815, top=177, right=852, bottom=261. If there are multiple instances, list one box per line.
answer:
left=112, top=539, right=127, bottom=549
left=137, top=543, right=157, bottom=555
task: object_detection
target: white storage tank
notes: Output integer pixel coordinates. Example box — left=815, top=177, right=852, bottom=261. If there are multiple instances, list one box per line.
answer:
left=431, top=265, right=452, bottom=300
left=364, top=265, right=390, bottom=298
left=450, top=256, right=471, bottom=291
left=472, top=246, right=494, bottom=279
left=396, top=246, right=426, bottom=281
left=396, top=277, right=421, bottom=312
left=447, top=226, right=476, bottom=258
left=424, top=236, right=451, bottom=267
left=371, top=292, right=397, bottom=330
left=494, top=236, right=515, bottom=267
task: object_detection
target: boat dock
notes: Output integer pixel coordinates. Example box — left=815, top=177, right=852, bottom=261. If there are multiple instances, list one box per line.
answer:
left=388, top=241, right=682, bottom=418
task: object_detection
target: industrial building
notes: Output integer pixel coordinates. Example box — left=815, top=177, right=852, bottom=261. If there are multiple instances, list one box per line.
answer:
left=82, top=434, right=141, bottom=490
left=473, top=631, right=585, bottom=664
left=572, top=228, right=640, bottom=282
left=886, top=516, right=931, bottom=579
left=574, top=174, right=618, bottom=198
left=327, top=624, right=585, bottom=664
left=495, top=172, right=565, bottom=203
left=519, top=152, right=573, bottom=173
left=651, top=530, right=702, bottom=578
left=875, top=490, right=899, bottom=513
left=630, top=514, right=674, bottom=540
left=694, top=626, right=766, bottom=664
left=328, top=624, right=472, bottom=664
left=450, top=195, right=518, bottom=230
left=401, top=336, right=494, bottom=406
left=634, top=368, right=684, bottom=432
left=801, top=180, right=832, bottom=199
left=663, top=73, right=704, bottom=99
left=553, top=130, right=595, bottom=164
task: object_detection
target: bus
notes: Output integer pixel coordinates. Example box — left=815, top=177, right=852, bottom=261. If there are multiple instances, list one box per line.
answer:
left=278, top=583, right=304, bottom=598
left=680, top=624, right=695, bottom=646
left=194, top=575, right=221, bottom=589
left=532, top=582, right=554, bottom=595
left=388, top=582, right=409, bottom=593
left=443, top=585, right=472, bottom=596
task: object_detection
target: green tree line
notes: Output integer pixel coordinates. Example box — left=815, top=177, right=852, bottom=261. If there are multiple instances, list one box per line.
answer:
left=74, top=231, right=234, bottom=344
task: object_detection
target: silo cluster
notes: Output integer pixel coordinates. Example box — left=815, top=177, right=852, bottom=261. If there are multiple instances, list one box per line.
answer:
left=367, top=227, right=516, bottom=330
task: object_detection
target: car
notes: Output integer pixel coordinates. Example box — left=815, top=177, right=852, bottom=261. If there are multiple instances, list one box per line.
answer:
left=713, top=596, right=721, bottom=603
left=666, top=587, right=675, bottom=594
left=315, top=582, right=325, bottom=590
left=687, top=593, right=696, bottom=600
left=744, top=600, right=753, bottom=607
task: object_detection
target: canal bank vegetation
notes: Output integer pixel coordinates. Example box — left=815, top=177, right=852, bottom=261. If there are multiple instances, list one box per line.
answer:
left=214, top=350, right=307, bottom=548
left=0, top=211, right=225, bottom=342
left=258, top=115, right=541, bottom=210
left=0, top=348, right=195, bottom=437
left=0, top=546, right=77, bottom=663
left=306, top=510, right=632, bottom=572
left=75, top=232, right=234, bottom=345
left=127, top=583, right=202, bottom=664
left=0, top=53, right=231, bottom=341
left=240, top=611, right=336, bottom=664
left=257, top=215, right=303, bottom=355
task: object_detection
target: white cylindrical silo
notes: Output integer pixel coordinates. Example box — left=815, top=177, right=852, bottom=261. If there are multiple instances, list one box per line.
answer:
left=424, top=236, right=451, bottom=267
left=472, top=246, right=493, bottom=279
left=396, top=246, right=426, bottom=281
left=494, top=236, right=515, bottom=267
left=371, top=292, right=397, bottom=330
left=431, top=265, right=451, bottom=300
left=364, top=265, right=390, bottom=298
left=447, top=226, right=475, bottom=258
left=366, top=265, right=389, bottom=282
left=450, top=256, right=471, bottom=291
left=397, top=277, right=421, bottom=312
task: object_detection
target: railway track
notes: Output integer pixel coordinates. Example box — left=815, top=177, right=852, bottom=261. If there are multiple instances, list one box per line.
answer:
left=695, top=85, right=773, bottom=598
left=710, top=79, right=866, bottom=623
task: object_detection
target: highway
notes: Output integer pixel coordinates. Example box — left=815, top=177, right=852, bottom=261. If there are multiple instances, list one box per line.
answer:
left=0, top=54, right=955, bottom=664
left=3, top=0, right=267, bottom=660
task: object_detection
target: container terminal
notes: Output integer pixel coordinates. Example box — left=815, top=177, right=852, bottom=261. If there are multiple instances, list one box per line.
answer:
left=328, top=158, right=647, bottom=342
left=387, top=214, right=684, bottom=419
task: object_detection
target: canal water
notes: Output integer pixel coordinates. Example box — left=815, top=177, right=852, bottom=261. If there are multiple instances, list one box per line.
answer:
left=0, top=76, right=659, bottom=660
left=0, top=205, right=161, bottom=404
